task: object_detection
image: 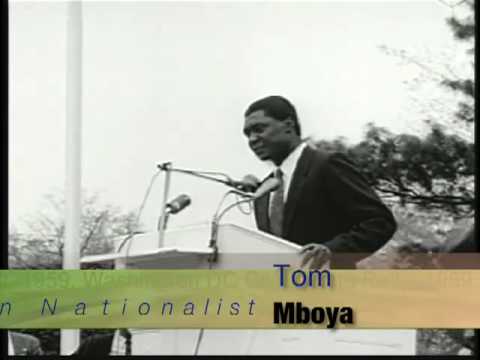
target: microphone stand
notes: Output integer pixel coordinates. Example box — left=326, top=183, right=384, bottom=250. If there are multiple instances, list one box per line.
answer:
left=154, top=164, right=279, bottom=356
left=119, top=329, right=132, bottom=356
left=194, top=189, right=253, bottom=356
left=208, top=191, right=253, bottom=263
left=156, top=162, right=245, bottom=248
left=157, top=162, right=172, bottom=247
left=207, top=178, right=280, bottom=263
left=157, top=209, right=171, bottom=232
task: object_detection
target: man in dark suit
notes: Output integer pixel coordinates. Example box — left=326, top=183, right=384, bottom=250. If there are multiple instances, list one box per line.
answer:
left=242, top=95, right=397, bottom=268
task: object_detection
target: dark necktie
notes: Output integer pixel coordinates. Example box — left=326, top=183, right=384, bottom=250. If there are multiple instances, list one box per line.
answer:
left=270, top=168, right=284, bottom=237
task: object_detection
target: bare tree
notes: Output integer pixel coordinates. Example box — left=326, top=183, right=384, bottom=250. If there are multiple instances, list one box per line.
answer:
left=9, top=192, right=137, bottom=269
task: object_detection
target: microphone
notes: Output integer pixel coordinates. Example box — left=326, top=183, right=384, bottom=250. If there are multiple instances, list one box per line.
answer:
left=252, top=177, right=281, bottom=198
left=166, top=194, right=191, bottom=214
left=227, top=174, right=260, bottom=192
left=208, top=177, right=281, bottom=263
left=158, top=194, right=191, bottom=233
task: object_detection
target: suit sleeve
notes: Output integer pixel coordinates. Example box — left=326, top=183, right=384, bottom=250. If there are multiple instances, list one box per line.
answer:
left=322, top=152, right=397, bottom=253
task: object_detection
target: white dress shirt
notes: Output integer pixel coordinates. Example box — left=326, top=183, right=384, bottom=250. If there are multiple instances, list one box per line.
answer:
left=268, top=142, right=307, bottom=214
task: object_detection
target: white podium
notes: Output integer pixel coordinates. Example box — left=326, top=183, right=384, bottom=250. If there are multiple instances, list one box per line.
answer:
left=81, top=223, right=416, bottom=355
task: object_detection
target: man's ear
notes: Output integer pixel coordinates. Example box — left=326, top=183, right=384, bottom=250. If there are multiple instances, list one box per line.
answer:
left=283, top=118, right=295, bottom=133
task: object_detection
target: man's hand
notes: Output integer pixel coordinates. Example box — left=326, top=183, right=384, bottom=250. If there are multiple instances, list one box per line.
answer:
left=299, top=243, right=331, bottom=269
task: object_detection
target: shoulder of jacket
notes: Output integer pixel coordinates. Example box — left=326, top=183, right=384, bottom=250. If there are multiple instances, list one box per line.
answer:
left=305, top=145, right=339, bottom=167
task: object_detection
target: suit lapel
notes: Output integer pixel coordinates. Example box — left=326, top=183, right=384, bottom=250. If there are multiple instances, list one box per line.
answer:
left=253, top=191, right=270, bottom=233
left=282, top=146, right=314, bottom=238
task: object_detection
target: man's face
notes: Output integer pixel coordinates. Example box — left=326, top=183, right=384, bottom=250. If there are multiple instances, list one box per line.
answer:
left=243, top=110, right=291, bottom=163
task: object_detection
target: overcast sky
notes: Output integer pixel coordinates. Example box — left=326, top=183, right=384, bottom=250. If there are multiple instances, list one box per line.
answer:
left=9, top=1, right=467, bottom=235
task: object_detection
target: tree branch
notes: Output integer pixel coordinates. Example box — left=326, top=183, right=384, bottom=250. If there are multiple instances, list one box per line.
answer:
left=374, top=186, right=473, bottom=205
left=80, top=211, right=107, bottom=254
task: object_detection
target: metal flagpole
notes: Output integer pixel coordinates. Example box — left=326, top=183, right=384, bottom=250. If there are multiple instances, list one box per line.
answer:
left=61, top=0, right=82, bottom=355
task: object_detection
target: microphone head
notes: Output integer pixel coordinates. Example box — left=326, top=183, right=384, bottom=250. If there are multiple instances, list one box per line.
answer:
left=167, top=194, right=191, bottom=214
left=242, top=174, right=260, bottom=184
left=252, top=178, right=281, bottom=199
left=238, top=174, right=261, bottom=192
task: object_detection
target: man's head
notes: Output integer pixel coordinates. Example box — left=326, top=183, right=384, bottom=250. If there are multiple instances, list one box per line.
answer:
left=243, top=95, right=301, bottom=165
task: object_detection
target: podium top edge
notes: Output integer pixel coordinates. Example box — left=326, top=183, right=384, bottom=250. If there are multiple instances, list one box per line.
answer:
left=80, top=246, right=213, bottom=264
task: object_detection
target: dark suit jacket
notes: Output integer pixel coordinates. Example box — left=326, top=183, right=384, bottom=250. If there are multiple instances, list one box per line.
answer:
left=253, top=146, right=397, bottom=268
left=448, top=225, right=476, bottom=253
left=72, top=333, right=116, bottom=356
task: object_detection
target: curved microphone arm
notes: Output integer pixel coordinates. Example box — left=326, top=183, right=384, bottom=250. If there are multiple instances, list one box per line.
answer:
left=214, top=189, right=253, bottom=218
left=216, top=197, right=253, bottom=223
left=157, top=162, right=234, bottom=187
left=208, top=193, right=254, bottom=263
